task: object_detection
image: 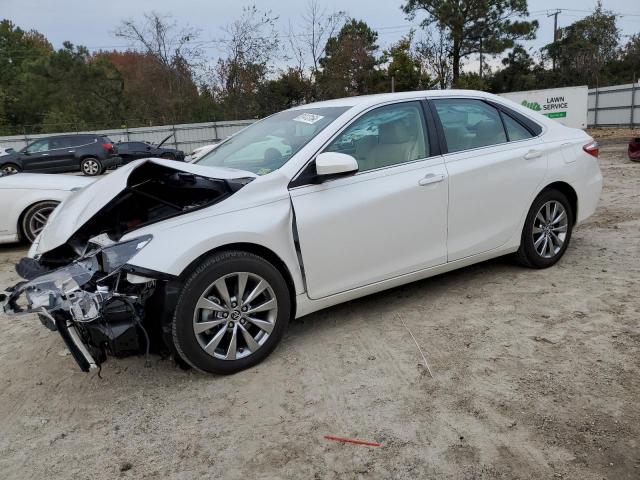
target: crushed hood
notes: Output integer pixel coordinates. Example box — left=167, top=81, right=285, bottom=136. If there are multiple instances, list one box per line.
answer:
left=35, top=158, right=256, bottom=256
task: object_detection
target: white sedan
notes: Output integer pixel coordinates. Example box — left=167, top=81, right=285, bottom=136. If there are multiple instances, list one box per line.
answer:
left=0, top=173, right=93, bottom=244
left=3, top=90, right=602, bottom=375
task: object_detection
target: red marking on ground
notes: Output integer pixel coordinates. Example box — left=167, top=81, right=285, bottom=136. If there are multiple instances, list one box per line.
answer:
left=323, top=435, right=381, bottom=447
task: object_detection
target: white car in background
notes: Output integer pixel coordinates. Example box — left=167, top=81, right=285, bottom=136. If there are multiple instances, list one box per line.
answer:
left=186, top=144, right=219, bottom=163
left=3, top=90, right=602, bottom=376
left=0, top=173, right=93, bottom=243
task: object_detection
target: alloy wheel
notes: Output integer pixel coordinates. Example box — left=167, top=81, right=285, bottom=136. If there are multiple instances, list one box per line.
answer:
left=82, top=159, right=100, bottom=175
left=192, top=272, right=278, bottom=360
left=532, top=200, right=569, bottom=259
left=2, top=165, right=18, bottom=175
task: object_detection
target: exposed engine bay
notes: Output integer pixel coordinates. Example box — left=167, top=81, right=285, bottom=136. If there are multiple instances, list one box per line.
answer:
left=1, top=161, right=254, bottom=371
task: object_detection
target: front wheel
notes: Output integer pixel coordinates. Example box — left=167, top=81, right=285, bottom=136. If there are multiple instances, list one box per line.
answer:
left=172, top=251, right=291, bottom=374
left=516, top=189, right=574, bottom=268
left=1, top=163, right=21, bottom=175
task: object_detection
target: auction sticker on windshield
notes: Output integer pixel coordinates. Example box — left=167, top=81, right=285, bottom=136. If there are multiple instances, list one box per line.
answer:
left=293, top=113, right=324, bottom=124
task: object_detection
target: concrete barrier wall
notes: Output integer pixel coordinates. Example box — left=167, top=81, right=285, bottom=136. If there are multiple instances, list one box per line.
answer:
left=0, top=120, right=256, bottom=153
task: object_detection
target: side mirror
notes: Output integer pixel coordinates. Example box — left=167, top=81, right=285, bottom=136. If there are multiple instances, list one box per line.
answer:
left=146, top=146, right=151, bottom=150
left=315, top=152, right=358, bottom=177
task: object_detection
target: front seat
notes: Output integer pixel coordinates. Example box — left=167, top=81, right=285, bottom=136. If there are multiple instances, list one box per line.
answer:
left=367, top=119, right=419, bottom=170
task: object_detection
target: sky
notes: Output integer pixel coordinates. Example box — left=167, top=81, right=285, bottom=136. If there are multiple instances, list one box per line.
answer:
left=3, top=0, right=640, bottom=73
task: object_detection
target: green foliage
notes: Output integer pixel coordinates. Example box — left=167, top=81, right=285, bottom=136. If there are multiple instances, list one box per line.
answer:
left=543, top=1, right=619, bottom=87
left=383, top=32, right=430, bottom=92
left=402, top=0, right=538, bottom=83
left=317, top=19, right=380, bottom=98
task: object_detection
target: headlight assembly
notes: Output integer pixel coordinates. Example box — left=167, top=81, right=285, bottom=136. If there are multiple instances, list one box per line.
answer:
left=100, top=235, right=152, bottom=273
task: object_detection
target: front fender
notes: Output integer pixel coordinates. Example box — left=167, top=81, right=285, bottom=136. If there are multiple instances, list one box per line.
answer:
left=124, top=198, right=305, bottom=295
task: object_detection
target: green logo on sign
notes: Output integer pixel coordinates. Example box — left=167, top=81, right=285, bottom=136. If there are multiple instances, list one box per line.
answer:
left=521, top=100, right=541, bottom=111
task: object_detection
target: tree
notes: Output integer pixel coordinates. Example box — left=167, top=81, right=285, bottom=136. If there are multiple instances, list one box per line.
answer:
left=490, top=44, right=537, bottom=93
left=113, top=12, right=204, bottom=123
left=288, top=0, right=346, bottom=79
left=211, top=6, right=281, bottom=119
left=317, top=19, right=380, bottom=98
left=0, top=20, right=53, bottom=132
left=544, top=2, right=619, bottom=87
left=383, top=32, right=430, bottom=92
left=416, top=25, right=452, bottom=89
left=402, top=0, right=538, bottom=84
left=257, top=68, right=312, bottom=116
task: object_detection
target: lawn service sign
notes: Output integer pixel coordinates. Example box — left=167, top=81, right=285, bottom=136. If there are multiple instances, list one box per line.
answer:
left=500, top=86, right=588, bottom=129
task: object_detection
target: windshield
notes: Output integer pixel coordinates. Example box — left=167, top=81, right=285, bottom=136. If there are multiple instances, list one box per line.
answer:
left=196, top=107, right=349, bottom=175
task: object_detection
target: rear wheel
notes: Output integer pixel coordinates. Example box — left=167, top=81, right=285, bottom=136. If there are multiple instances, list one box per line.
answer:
left=516, top=189, right=574, bottom=268
left=80, top=157, right=102, bottom=176
left=21, top=201, right=60, bottom=243
left=1, top=163, right=20, bottom=175
left=172, top=251, right=291, bottom=374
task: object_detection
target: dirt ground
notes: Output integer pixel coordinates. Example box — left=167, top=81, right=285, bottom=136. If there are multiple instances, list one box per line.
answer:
left=0, top=139, right=638, bottom=479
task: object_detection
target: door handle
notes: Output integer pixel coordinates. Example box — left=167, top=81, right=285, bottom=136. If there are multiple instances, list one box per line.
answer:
left=523, top=149, right=543, bottom=160
left=68, top=150, right=75, bottom=153
left=418, top=173, right=445, bottom=186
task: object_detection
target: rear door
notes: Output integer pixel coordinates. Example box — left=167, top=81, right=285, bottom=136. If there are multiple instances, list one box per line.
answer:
left=290, top=100, right=448, bottom=299
left=430, top=98, right=547, bottom=261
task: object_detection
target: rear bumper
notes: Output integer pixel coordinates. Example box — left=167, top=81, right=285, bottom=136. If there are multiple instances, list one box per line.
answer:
left=103, top=155, right=122, bottom=169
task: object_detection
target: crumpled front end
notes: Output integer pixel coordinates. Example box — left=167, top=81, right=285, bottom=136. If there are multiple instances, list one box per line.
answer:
left=1, top=159, right=257, bottom=371
left=2, top=236, right=158, bottom=371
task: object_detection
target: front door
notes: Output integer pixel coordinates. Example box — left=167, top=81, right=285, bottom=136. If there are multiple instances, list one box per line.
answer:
left=21, top=139, right=54, bottom=171
left=290, top=101, right=448, bottom=299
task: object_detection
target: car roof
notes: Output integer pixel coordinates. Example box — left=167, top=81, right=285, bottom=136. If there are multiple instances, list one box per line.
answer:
left=289, top=89, right=499, bottom=111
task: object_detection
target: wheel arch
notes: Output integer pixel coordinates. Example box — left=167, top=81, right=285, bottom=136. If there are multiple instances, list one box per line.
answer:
left=177, top=242, right=298, bottom=317
left=541, top=181, right=578, bottom=224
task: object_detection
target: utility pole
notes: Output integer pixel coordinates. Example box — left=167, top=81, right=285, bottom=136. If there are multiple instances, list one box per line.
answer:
left=547, top=9, right=561, bottom=71
left=479, top=37, right=483, bottom=78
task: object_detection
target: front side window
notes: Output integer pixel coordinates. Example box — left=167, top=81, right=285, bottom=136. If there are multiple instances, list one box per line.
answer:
left=197, top=107, right=348, bottom=175
left=324, top=101, right=429, bottom=172
left=25, top=139, right=49, bottom=153
left=433, top=99, right=507, bottom=153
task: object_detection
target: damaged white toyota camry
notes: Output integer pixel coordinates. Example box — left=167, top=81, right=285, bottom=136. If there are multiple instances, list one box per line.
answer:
left=1, top=90, right=602, bottom=374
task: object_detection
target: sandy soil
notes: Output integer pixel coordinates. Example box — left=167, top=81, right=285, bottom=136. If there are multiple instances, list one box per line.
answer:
left=0, top=142, right=638, bottom=479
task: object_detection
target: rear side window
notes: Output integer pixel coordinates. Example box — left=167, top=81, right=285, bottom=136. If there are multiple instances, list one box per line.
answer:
left=433, top=99, right=507, bottom=153
left=503, top=114, right=533, bottom=141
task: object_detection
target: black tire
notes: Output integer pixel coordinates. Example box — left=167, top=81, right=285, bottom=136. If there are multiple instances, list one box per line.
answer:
left=80, top=157, right=102, bottom=176
left=20, top=201, right=60, bottom=243
left=516, top=189, right=574, bottom=268
left=172, top=250, right=291, bottom=375
left=1, top=163, right=21, bottom=175
left=161, top=152, right=176, bottom=160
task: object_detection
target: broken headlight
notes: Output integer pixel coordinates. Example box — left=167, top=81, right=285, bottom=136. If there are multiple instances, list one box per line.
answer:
left=100, top=235, right=152, bottom=273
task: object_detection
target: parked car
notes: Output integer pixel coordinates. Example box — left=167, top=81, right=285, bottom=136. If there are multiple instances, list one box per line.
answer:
left=186, top=143, right=219, bottom=163
left=0, top=134, right=121, bottom=176
left=0, top=147, right=15, bottom=157
left=116, top=134, right=185, bottom=163
left=0, top=171, right=93, bottom=243
left=629, top=137, right=640, bottom=162
left=2, top=90, right=603, bottom=375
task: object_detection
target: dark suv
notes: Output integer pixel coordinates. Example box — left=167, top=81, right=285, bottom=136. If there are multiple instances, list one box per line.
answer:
left=0, top=134, right=121, bottom=176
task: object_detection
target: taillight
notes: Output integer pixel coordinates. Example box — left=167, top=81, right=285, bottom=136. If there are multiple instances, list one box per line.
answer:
left=101, top=143, right=113, bottom=151
left=583, top=141, right=599, bottom=158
